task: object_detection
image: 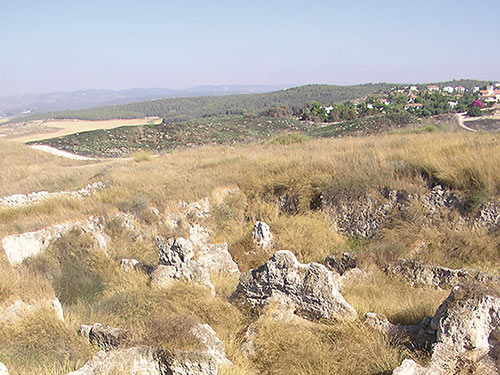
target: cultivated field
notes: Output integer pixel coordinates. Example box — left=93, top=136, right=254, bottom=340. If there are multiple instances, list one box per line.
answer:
left=0, top=117, right=161, bottom=143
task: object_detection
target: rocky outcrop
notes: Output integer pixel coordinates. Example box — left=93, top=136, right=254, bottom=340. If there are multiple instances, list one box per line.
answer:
left=386, top=259, right=500, bottom=289
left=67, top=322, right=230, bottom=375
left=252, top=221, right=273, bottom=250
left=232, top=250, right=357, bottom=321
left=389, top=284, right=500, bottom=374
left=324, top=189, right=407, bottom=238
left=0, top=182, right=105, bottom=209
left=1, top=216, right=109, bottom=266
left=0, top=362, right=8, bottom=375
left=323, top=185, right=499, bottom=238
left=79, top=323, right=130, bottom=351
left=475, top=200, right=500, bottom=231
left=324, top=252, right=358, bottom=275
left=0, top=298, right=64, bottom=323
left=150, top=228, right=239, bottom=293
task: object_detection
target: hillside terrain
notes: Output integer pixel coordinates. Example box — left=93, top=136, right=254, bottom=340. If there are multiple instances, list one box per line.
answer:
left=3, top=84, right=396, bottom=123
left=1, top=128, right=500, bottom=375
left=0, top=85, right=288, bottom=118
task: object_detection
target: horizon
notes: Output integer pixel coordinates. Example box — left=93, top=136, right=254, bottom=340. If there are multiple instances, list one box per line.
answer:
left=2, top=0, right=500, bottom=97
left=2, top=78, right=497, bottom=99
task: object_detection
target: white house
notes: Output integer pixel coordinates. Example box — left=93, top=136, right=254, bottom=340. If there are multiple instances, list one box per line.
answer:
left=473, top=86, right=480, bottom=93
left=324, top=106, right=334, bottom=113
left=427, top=85, right=439, bottom=92
left=443, top=86, right=454, bottom=94
left=447, top=101, right=458, bottom=108
left=455, top=86, right=466, bottom=93
left=409, top=85, right=418, bottom=92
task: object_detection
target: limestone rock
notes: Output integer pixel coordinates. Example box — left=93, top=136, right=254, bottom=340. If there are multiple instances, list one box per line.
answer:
left=79, top=323, right=130, bottom=351
left=67, top=322, right=230, bottom=375
left=0, top=298, right=64, bottom=323
left=252, top=221, right=273, bottom=250
left=0, top=362, right=8, bottom=375
left=392, top=359, right=429, bottom=375
left=1, top=216, right=109, bottom=266
left=475, top=200, right=500, bottom=231
left=151, top=235, right=239, bottom=293
left=427, top=284, right=500, bottom=374
left=0, top=182, right=105, bottom=209
left=390, top=283, right=500, bottom=374
left=324, top=252, right=358, bottom=275
left=386, top=259, right=500, bottom=289
left=232, top=250, right=357, bottom=320
left=65, top=346, right=161, bottom=375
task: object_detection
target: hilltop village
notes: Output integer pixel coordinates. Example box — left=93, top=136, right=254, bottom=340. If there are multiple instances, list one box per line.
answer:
left=299, top=82, right=500, bottom=123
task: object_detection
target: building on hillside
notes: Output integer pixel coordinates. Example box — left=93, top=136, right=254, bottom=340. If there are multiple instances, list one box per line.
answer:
left=427, top=85, right=440, bottom=92
left=443, top=86, right=454, bottom=94
left=473, top=86, right=480, bottom=93
left=479, top=86, right=500, bottom=104
left=324, top=106, right=334, bottom=114
left=447, top=101, right=458, bottom=108
left=496, top=83, right=500, bottom=88
left=455, top=86, right=466, bottom=93
left=405, top=103, right=423, bottom=110
left=409, top=85, right=418, bottom=92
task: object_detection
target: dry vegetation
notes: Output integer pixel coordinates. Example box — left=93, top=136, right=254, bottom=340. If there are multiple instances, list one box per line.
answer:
left=1, top=130, right=500, bottom=374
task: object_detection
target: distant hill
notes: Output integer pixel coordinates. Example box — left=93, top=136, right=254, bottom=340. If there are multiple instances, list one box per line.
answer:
left=4, top=83, right=395, bottom=123
left=0, top=85, right=289, bottom=118
left=4, top=79, right=493, bottom=125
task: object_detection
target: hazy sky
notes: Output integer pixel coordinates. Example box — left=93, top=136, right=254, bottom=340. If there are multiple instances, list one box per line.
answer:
left=1, top=0, right=499, bottom=96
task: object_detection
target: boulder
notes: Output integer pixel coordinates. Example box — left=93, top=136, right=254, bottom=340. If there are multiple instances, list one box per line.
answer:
left=0, top=362, right=8, bottom=375
left=390, top=283, right=500, bottom=374
left=79, top=323, right=130, bottom=351
left=386, top=259, right=500, bottom=289
left=252, top=221, right=273, bottom=250
left=324, top=252, right=358, bottom=275
left=151, top=235, right=239, bottom=293
left=67, top=322, right=230, bottom=375
left=232, top=250, right=357, bottom=321
left=0, top=298, right=64, bottom=323
left=65, top=346, right=161, bottom=375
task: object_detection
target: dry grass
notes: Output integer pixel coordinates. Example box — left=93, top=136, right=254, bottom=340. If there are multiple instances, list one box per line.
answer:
left=2, top=131, right=500, bottom=374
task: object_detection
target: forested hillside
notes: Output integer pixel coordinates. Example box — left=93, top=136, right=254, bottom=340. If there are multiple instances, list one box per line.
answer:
left=6, top=84, right=394, bottom=123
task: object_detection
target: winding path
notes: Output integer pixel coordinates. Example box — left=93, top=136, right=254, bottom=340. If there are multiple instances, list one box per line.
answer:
left=456, top=113, right=477, bottom=132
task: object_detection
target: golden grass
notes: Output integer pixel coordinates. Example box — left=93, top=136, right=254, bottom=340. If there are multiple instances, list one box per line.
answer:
left=2, top=130, right=500, bottom=374
left=4, top=117, right=161, bottom=143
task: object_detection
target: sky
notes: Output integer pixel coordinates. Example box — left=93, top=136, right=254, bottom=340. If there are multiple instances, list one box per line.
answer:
left=1, top=0, right=499, bottom=96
